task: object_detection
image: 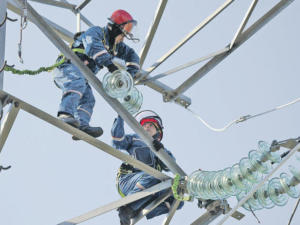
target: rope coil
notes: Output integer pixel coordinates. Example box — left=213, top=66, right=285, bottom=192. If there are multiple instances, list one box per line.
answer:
left=3, top=60, right=63, bottom=75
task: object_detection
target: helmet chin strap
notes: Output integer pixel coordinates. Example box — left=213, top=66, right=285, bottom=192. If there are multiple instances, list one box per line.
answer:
left=107, top=24, right=122, bottom=46
left=152, top=132, right=161, bottom=141
left=108, top=23, right=140, bottom=44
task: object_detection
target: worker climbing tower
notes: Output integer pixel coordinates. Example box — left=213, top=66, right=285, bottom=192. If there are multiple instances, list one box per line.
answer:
left=1, top=1, right=299, bottom=225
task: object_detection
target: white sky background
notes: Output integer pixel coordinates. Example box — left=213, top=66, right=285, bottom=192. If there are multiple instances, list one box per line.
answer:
left=1, top=0, right=300, bottom=225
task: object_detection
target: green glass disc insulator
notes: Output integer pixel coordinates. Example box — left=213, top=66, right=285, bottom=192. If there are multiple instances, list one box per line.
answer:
left=203, top=171, right=219, bottom=200
left=236, top=190, right=256, bottom=211
left=247, top=192, right=264, bottom=210
left=230, top=163, right=251, bottom=190
left=236, top=190, right=250, bottom=211
left=248, top=150, right=272, bottom=174
left=102, top=70, right=133, bottom=98
left=289, top=165, right=300, bottom=181
left=220, top=167, right=239, bottom=196
left=187, top=170, right=207, bottom=199
left=236, top=189, right=263, bottom=211
left=211, top=170, right=229, bottom=199
left=258, top=141, right=281, bottom=164
left=239, top=157, right=262, bottom=183
left=268, top=177, right=289, bottom=206
left=279, top=173, right=300, bottom=198
left=295, top=151, right=300, bottom=161
left=256, top=183, right=275, bottom=209
left=118, top=87, right=143, bottom=114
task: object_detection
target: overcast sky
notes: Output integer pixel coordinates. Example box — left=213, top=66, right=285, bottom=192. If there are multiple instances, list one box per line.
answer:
left=1, top=1, right=300, bottom=225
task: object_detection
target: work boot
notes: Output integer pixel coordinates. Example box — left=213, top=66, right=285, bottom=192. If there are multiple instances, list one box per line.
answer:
left=72, top=125, right=103, bottom=140
left=58, top=113, right=80, bottom=128
left=118, top=206, right=139, bottom=225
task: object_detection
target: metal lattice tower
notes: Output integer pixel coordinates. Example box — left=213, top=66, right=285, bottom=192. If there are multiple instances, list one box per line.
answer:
left=0, top=1, right=299, bottom=225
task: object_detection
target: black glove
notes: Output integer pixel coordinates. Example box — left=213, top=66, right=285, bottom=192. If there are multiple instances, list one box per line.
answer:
left=107, top=63, right=118, bottom=73
left=152, top=139, right=164, bottom=152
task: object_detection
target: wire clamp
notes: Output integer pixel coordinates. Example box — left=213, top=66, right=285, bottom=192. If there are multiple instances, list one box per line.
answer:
left=236, top=114, right=251, bottom=123
left=270, top=137, right=300, bottom=152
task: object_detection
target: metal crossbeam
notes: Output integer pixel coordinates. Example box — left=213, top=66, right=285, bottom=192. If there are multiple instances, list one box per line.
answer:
left=142, top=78, right=192, bottom=108
left=0, top=101, right=20, bottom=153
left=139, top=0, right=168, bottom=67
left=59, top=0, right=94, bottom=27
left=140, top=0, right=234, bottom=78
left=229, top=0, right=258, bottom=49
left=8, top=0, right=73, bottom=42
left=28, top=0, right=76, bottom=10
left=0, top=0, right=6, bottom=90
left=191, top=210, right=223, bottom=225
left=131, top=189, right=172, bottom=224
left=0, top=90, right=170, bottom=181
left=58, top=180, right=172, bottom=225
left=167, top=0, right=295, bottom=101
left=162, top=199, right=181, bottom=225
left=141, top=47, right=230, bottom=84
left=14, top=0, right=187, bottom=177
left=75, top=0, right=91, bottom=11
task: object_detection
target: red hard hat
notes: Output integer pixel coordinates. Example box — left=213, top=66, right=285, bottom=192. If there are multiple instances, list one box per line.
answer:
left=135, top=110, right=164, bottom=140
left=110, top=9, right=137, bottom=26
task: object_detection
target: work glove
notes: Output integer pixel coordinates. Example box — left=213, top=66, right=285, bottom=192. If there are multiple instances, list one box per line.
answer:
left=107, top=63, right=118, bottom=73
left=152, top=139, right=164, bottom=152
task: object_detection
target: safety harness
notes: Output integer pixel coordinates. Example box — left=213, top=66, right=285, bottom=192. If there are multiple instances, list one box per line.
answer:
left=56, top=27, right=119, bottom=70
left=4, top=27, right=118, bottom=75
left=116, top=161, right=162, bottom=197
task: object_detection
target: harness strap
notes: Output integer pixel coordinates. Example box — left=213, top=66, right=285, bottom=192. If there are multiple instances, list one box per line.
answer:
left=57, top=48, right=86, bottom=65
left=116, top=162, right=162, bottom=197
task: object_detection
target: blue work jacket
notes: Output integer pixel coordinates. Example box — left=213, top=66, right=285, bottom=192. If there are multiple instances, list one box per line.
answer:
left=111, top=116, right=174, bottom=171
left=72, top=26, right=140, bottom=76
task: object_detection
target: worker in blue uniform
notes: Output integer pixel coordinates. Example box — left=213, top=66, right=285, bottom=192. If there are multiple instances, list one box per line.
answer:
left=54, top=9, right=140, bottom=140
left=111, top=110, right=184, bottom=225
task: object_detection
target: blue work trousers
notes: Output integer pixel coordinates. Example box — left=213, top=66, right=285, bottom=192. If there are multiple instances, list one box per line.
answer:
left=54, top=63, right=95, bottom=126
left=119, top=171, right=183, bottom=220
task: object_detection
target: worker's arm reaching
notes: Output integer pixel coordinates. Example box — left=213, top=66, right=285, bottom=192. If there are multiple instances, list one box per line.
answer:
left=81, top=26, right=118, bottom=72
left=116, top=42, right=140, bottom=77
left=111, top=115, right=136, bottom=151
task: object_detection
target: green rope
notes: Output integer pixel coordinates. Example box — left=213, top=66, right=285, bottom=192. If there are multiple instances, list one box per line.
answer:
left=4, top=59, right=64, bottom=75
left=172, top=174, right=191, bottom=201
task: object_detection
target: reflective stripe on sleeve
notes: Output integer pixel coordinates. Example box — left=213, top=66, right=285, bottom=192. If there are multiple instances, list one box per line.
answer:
left=63, top=90, right=83, bottom=98
left=126, top=62, right=140, bottom=69
left=112, top=136, right=125, bottom=141
left=92, top=50, right=108, bottom=60
left=77, top=107, right=92, bottom=117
